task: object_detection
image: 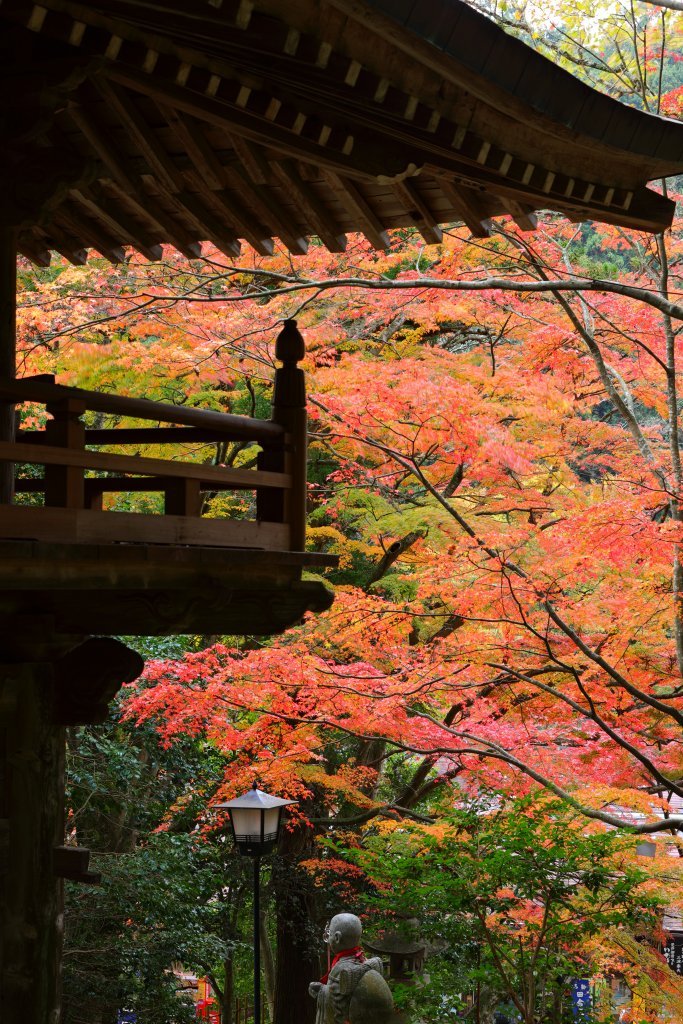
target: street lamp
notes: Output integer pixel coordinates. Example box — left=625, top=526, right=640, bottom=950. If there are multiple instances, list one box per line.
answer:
left=215, top=783, right=297, bottom=1024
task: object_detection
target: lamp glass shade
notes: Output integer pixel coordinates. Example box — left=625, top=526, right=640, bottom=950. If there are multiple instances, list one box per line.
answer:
left=233, top=807, right=271, bottom=841
left=215, top=786, right=297, bottom=856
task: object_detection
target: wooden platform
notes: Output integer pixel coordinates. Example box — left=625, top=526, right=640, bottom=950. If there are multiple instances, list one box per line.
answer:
left=0, top=539, right=335, bottom=635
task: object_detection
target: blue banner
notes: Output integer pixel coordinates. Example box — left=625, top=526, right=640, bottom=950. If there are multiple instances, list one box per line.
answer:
left=570, top=979, right=591, bottom=1020
left=117, top=1012, right=137, bottom=1024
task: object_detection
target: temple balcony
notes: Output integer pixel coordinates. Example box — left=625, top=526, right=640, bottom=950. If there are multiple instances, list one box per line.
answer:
left=0, top=322, right=334, bottom=637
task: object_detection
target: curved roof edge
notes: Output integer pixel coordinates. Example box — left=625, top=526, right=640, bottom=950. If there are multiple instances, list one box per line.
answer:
left=351, top=0, right=683, bottom=169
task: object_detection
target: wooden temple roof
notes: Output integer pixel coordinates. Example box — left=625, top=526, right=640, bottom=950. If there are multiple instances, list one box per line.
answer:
left=4, top=0, right=683, bottom=265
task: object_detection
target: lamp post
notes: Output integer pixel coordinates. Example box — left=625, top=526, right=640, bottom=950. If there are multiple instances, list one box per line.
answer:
left=215, top=783, right=297, bottom=1024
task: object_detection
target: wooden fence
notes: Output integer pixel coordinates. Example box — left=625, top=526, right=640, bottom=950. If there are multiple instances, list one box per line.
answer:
left=0, top=321, right=308, bottom=552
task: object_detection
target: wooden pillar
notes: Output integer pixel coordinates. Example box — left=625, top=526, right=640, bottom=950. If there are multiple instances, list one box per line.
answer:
left=0, top=227, right=16, bottom=504
left=268, top=320, right=307, bottom=552
left=0, top=623, right=71, bottom=1024
left=0, top=628, right=144, bottom=1024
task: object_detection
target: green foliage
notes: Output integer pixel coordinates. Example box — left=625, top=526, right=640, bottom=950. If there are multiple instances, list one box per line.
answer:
left=63, top=696, right=236, bottom=1019
left=120, top=635, right=206, bottom=660
left=334, top=797, right=664, bottom=1024
left=63, top=834, right=247, bottom=1024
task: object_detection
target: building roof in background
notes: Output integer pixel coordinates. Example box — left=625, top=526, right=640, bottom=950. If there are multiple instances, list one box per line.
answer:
left=3, top=0, right=683, bottom=264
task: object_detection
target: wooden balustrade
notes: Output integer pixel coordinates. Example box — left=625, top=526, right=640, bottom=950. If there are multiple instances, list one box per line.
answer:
left=0, top=321, right=309, bottom=552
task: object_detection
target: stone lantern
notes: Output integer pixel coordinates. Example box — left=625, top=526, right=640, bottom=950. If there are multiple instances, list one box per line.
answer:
left=365, top=920, right=427, bottom=984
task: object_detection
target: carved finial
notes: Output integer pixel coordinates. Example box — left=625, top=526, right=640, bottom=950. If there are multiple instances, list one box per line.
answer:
left=275, top=319, right=305, bottom=364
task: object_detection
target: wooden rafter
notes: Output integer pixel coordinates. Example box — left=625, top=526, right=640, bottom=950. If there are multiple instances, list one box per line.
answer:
left=165, top=190, right=242, bottom=258
left=198, top=185, right=275, bottom=257
left=271, top=159, right=348, bottom=252
left=227, top=163, right=309, bottom=255
left=70, top=187, right=163, bottom=261
left=435, top=177, right=495, bottom=239
left=159, top=105, right=229, bottom=192
left=92, top=77, right=185, bottom=194
left=392, top=179, right=443, bottom=245
left=324, top=172, right=390, bottom=250
left=56, top=208, right=127, bottom=263
left=66, top=100, right=138, bottom=194
left=501, top=199, right=539, bottom=233
left=131, top=193, right=204, bottom=260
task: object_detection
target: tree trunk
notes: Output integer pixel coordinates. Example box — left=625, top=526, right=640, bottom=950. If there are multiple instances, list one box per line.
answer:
left=221, top=956, right=235, bottom=1024
left=271, top=826, right=320, bottom=1024
left=551, top=985, right=562, bottom=1024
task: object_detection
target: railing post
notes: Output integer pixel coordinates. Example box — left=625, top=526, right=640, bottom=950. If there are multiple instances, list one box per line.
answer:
left=164, top=477, right=202, bottom=517
left=265, top=320, right=307, bottom=552
left=44, top=398, right=86, bottom=509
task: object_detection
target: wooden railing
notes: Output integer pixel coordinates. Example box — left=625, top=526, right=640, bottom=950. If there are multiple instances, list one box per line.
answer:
left=0, top=320, right=308, bottom=552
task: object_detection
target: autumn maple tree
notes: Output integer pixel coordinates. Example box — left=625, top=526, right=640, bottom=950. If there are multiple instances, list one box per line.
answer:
left=100, top=205, right=683, bottom=1018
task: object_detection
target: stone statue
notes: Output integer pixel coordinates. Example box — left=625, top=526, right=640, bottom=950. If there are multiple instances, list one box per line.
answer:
left=309, top=912, right=394, bottom=1024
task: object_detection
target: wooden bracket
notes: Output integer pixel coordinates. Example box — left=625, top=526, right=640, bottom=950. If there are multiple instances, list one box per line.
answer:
left=53, top=846, right=101, bottom=885
left=52, top=636, right=144, bottom=725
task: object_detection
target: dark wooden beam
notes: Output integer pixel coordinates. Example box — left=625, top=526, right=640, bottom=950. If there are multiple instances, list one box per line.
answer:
left=199, top=186, right=276, bottom=256
left=392, top=178, right=443, bottom=245
left=93, top=78, right=186, bottom=194
left=70, top=188, right=164, bottom=261
left=0, top=48, right=97, bottom=146
left=66, top=101, right=138, bottom=194
left=105, top=64, right=408, bottom=183
left=0, top=633, right=74, bottom=1024
left=227, top=164, right=309, bottom=254
left=14, top=475, right=272, bottom=497
left=0, top=142, right=99, bottom=230
left=17, top=243, right=52, bottom=267
left=32, top=219, right=91, bottom=266
left=434, top=176, right=495, bottom=238
left=103, top=181, right=192, bottom=258
left=159, top=105, right=229, bottom=191
left=53, top=636, right=143, bottom=725
left=124, top=192, right=204, bottom=260
left=53, top=846, right=101, bottom=884
left=52, top=245, right=89, bottom=266
left=15, top=581, right=334, bottom=636
left=3, top=375, right=285, bottom=441
left=56, top=208, right=127, bottom=264
left=271, top=159, right=347, bottom=252
left=167, top=190, right=242, bottom=258
left=323, top=172, right=390, bottom=250
left=229, top=133, right=271, bottom=186
left=501, top=199, right=539, bottom=232
left=20, top=426, right=250, bottom=445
